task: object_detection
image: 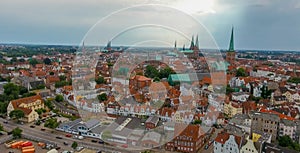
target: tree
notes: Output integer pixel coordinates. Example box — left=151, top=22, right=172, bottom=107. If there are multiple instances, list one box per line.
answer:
left=59, top=75, right=66, bottom=81
left=287, top=77, right=300, bottom=84
left=22, top=92, right=36, bottom=98
left=44, top=100, right=54, bottom=110
left=12, top=127, right=22, bottom=138
left=71, top=141, right=78, bottom=149
left=49, top=71, right=54, bottom=75
left=236, top=68, right=247, bottom=77
left=18, top=58, right=25, bottom=62
left=278, top=135, right=293, bottom=147
left=95, top=76, right=105, bottom=84
left=0, top=102, right=8, bottom=114
left=55, top=95, right=64, bottom=102
left=35, top=108, right=46, bottom=115
left=29, top=59, right=39, bottom=66
left=193, top=119, right=202, bottom=125
left=158, top=67, right=175, bottom=79
left=153, top=77, right=160, bottom=82
left=9, top=110, right=25, bottom=121
left=4, top=83, right=19, bottom=99
left=43, top=58, right=51, bottom=65
left=97, top=93, right=108, bottom=102
left=0, top=123, right=3, bottom=131
left=145, top=65, right=159, bottom=78
left=44, top=118, right=59, bottom=129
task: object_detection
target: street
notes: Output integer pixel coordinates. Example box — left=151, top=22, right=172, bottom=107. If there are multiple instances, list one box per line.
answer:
left=0, top=118, right=134, bottom=153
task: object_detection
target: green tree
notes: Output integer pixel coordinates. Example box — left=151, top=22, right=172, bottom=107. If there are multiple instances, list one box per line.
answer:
left=55, top=95, right=64, bottom=102
left=22, top=92, right=36, bottom=98
left=9, top=110, right=25, bottom=121
left=71, top=141, right=78, bottom=149
left=287, top=77, right=300, bottom=84
left=4, top=83, right=19, bottom=99
left=158, top=67, right=175, bottom=79
left=18, top=58, right=25, bottom=62
left=145, top=65, right=159, bottom=78
left=236, top=68, right=247, bottom=77
left=49, top=71, right=54, bottom=75
left=35, top=108, right=46, bottom=115
left=95, top=76, right=105, bottom=84
left=44, top=100, right=54, bottom=110
left=97, top=93, right=108, bottom=102
left=44, top=118, right=59, bottom=129
left=0, top=102, right=8, bottom=114
left=43, top=58, right=52, bottom=65
left=278, top=135, right=293, bottom=147
left=153, top=77, right=160, bottom=82
left=59, top=75, right=66, bottom=81
left=193, top=119, right=202, bottom=125
left=12, top=127, right=22, bottom=138
left=0, top=123, right=3, bottom=131
left=29, top=59, right=39, bottom=66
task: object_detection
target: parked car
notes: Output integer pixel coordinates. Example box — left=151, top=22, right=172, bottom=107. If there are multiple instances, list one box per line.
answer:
left=41, top=128, right=46, bottom=131
left=91, top=140, right=97, bottom=143
left=98, top=140, right=104, bottom=144
left=30, top=125, right=35, bottom=128
left=65, top=134, right=72, bottom=137
left=63, top=142, right=68, bottom=145
left=204, top=144, right=209, bottom=150
left=56, top=136, right=63, bottom=139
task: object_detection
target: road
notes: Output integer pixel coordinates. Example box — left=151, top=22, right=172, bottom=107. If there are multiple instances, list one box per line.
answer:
left=0, top=118, right=135, bottom=153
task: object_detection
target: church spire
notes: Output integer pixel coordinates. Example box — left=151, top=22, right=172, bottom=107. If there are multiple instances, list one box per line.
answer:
left=174, top=40, right=177, bottom=49
left=195, top=34, right=199, bottom=49
left=228, top=26, right=234, bottom=52
left=190, top=35, right=194, bottom=49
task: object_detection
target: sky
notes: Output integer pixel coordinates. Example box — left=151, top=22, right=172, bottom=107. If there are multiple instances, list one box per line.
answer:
left=0, top=0, right=300, bottom=51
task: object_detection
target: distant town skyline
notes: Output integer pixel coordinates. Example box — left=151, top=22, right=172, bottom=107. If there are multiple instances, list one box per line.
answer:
left=1, top=0, right=300, bottom=51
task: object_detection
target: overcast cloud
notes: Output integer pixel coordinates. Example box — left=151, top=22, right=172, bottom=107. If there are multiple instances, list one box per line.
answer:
left=0, top=0, right=299, bottom=50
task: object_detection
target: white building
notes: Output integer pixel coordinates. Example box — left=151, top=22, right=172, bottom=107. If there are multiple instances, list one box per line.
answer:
left=214, top=132, right=242, bottom=153
left=279, top=119, right=297, bottom=140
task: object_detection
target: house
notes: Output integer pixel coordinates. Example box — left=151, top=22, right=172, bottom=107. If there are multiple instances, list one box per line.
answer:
left=279, top=119, right=297, bottom=140
left=232, top=92, right=250, bottom=102
left=229, top=114, right=252, bottom=134
left=145, top=116, right=159, bottom=130
left=214, top=131, right=242, bottom=153
left=101, top=117, right=143, bottom=144
left=56, top=118, right=105, bottom=138
left=224, top=101, right=243, bottom=118
left=165, top=124, right=206, bottom=153
left=240, top=138, right=259, bottom=153
left=242, top=101, right=257, bottom=114
left=7, top=95, right=44, bottom=122
left=251, top=112, right=280, bottom=141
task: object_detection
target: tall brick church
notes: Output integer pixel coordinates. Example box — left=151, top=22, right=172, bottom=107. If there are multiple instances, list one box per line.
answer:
left=226, top=27, right=236, bottom=66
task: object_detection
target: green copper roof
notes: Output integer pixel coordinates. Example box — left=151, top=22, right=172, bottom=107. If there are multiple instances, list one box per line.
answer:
left=168, top=74, right=191, bottom=82
left=228, top=27, right=234, bottom=52
left=180, top=49, right=194, bottom=53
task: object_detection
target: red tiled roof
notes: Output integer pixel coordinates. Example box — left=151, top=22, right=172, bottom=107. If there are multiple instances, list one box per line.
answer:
left=259, top=108, right=295, bottom=121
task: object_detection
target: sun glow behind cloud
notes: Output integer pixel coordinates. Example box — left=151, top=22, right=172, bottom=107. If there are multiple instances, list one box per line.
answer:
left=148, top=0, right=216, bottom=15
